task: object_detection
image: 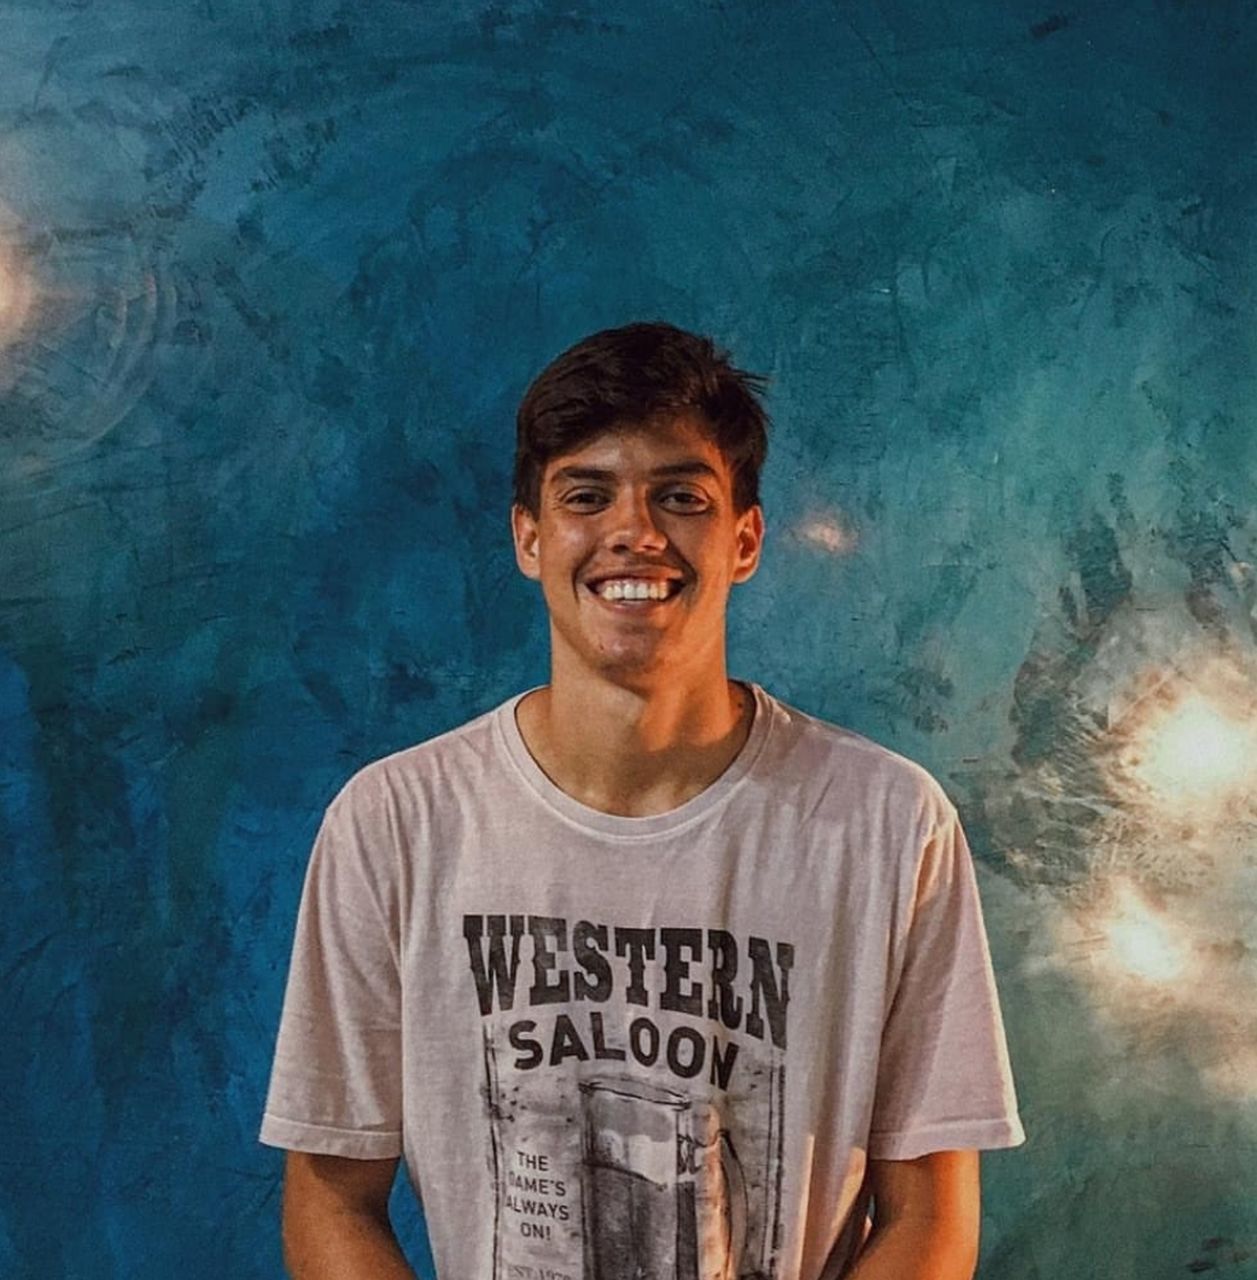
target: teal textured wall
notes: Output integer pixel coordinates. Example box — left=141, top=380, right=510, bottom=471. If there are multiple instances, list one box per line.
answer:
left=2, top=2, right=1255, bottom=1276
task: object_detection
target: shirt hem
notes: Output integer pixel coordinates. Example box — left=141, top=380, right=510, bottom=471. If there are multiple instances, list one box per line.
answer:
left=259, top=1113, right=404, bottom=1160
left=868, top=1116, right=1027, bottom=1160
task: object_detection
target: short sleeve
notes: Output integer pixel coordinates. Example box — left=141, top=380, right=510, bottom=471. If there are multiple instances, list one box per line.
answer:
left=868, top=802, right=1026, bottom=1160
left=259, top=779, right=404, bottom=1159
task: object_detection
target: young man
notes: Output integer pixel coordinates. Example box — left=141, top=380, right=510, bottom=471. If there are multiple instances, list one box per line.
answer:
left=260, top=322, right=1025, bottom=1280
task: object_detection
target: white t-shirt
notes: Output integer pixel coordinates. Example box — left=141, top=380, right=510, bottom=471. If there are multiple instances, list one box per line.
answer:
left=260, top=681, right=1025, bottom=1280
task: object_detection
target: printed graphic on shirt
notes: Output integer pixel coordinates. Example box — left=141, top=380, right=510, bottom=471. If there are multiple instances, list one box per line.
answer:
left=464, top=914, right=793, bottom=1280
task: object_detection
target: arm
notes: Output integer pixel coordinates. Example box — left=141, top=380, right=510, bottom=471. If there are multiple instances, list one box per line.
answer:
left=844, top=1150, right=981, bottom=1280
left=281, top=1152, right=417, bottom=1279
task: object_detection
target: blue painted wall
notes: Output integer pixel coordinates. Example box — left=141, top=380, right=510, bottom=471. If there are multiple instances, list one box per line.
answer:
left=2, top=2, right=1254, bottom=1275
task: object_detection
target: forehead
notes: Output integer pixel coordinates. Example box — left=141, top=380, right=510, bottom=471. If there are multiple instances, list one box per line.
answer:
left=543, top=416, right=731, bottom=484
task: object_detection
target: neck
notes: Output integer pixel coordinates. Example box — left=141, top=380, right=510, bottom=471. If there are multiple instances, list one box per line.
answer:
left=515, top=669, right=754, bottom=818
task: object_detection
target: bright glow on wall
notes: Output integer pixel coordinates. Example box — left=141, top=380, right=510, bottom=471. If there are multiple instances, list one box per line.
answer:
left=1025, top=640, right=1257, bottom=1103
left=0, top=239, right=35, bottom=353
left=796, top=514, right=858, bottom=554
left=1110, top=655, right=1257, bottom=822
left=1098, top=881, right=1189, bottom=983
left=1130, top=693, right=1256, bottom=801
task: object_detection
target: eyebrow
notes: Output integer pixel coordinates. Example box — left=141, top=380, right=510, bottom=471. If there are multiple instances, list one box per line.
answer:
left=549, top=461, right=720, bottom=485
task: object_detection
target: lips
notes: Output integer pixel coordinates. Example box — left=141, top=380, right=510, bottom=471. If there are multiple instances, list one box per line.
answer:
left=584, top=571, right=685, bottom=589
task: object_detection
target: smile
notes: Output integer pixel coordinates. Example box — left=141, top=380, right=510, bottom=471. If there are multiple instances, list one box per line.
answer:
left=584, top=578, right=684, bottom=606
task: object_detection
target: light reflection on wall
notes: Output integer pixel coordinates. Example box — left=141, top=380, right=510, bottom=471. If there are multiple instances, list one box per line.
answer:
left=1046, top=648, right=1257, bottom=1100
left=1126, top=693, right=1257, bottom=804
left=1092, top=880, right=1191, bottom=983
left=795, top=513, right=858, bottom=555
left=0, top=238, right=36, bottom=364
left=1109, top=656, right=1257, bottom=822
left=0, top=207, right=178, bottom=464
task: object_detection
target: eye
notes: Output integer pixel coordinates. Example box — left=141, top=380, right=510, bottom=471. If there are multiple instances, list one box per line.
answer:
left=661, top=490, right=708, bottom=510
left=563, top=490, right=607, bottom=508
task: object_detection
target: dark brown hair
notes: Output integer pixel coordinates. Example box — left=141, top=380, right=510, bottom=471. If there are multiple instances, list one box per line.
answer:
left=512, top=321, right=770, bottom=516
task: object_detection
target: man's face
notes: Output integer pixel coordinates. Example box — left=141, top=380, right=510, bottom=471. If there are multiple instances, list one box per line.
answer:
left=511, top=415, right=764, bottom=688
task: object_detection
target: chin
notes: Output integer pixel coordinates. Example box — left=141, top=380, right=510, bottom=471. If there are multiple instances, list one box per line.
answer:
left=589, top=648, right=674, bottom=679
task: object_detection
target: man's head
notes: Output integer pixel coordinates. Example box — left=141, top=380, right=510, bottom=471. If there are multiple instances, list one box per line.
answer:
left=512, top=321, right=770, bottom=520
left=510, top=323, right=770, bottom=688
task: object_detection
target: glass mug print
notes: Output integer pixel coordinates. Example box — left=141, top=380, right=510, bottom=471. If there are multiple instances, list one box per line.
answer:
left=579, top=1078, right=748, bottom=1280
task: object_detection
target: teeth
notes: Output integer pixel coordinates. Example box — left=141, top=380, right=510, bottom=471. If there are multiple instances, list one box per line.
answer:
left=595, top=579, right=676, bottom=601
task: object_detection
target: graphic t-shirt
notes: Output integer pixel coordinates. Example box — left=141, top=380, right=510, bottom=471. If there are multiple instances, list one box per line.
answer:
left=260, top=682, right=1025, bottom=1280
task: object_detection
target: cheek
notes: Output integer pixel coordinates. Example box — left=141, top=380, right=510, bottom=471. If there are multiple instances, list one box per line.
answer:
left=543, top=530, right=594, bottom=577
left=539, top=550, right=585, bottom=599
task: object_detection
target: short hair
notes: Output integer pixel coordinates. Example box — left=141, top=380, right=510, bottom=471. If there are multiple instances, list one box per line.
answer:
left=512, top=321, right=770, bottom=517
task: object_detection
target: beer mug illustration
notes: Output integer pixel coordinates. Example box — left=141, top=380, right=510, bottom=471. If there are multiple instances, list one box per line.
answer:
left=579, top=1078, right=748, bottom=1280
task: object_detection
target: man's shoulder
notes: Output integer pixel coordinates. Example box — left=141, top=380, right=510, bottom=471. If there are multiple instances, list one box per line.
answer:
left=758, top=686, right=955, bottom=821
left=324, top=693, right=514, bottom=814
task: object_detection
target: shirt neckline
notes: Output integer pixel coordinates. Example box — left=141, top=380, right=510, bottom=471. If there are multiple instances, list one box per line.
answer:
left=493, top=680, right=774, bottom=841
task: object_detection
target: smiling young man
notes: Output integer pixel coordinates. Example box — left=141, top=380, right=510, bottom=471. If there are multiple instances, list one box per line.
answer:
left=261, top=321, right=1025, bottom=1280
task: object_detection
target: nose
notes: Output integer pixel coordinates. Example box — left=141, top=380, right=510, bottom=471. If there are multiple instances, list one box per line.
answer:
left=604, top=487, right=667, bottom=553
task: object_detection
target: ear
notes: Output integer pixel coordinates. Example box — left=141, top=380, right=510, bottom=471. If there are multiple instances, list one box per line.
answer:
left=511, top=503, right=542, bottom=582
left=731, top=504, right=765, bottom=584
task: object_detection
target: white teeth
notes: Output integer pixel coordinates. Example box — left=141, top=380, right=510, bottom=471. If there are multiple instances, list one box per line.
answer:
left=595, top=579, right=676, bottom=601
